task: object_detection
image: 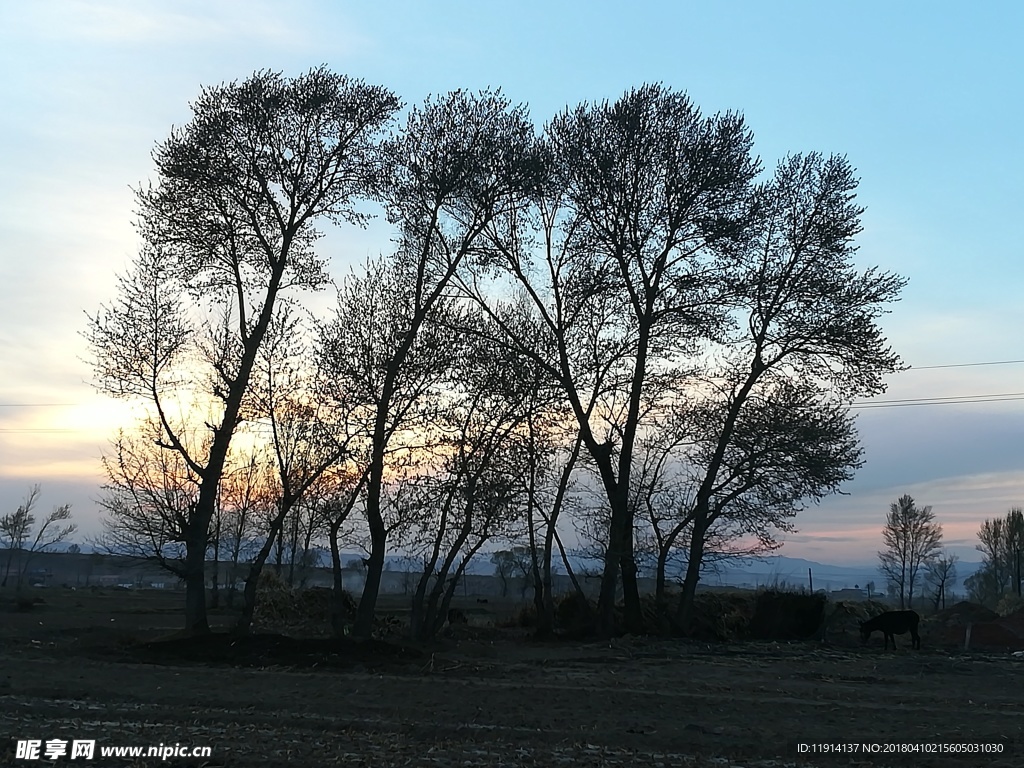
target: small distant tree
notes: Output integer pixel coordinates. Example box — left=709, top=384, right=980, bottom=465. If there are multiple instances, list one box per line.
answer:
left=925, top=552, right=958, bottom=611
left=978, top=509, right=1024, bottom=596
left=491, top=547, right=532, bottom=598
left=878, top=494, right=942, bottom=608
left=491, top=550, right=516, bottom=597
left=347, top=557, right=369, bottom=571
left=96, top=422, right=201, bottom=579
left=967, top=508, right=1024, bottom=606
left=965, top=567, right=999, bottom=607
left=1, top=485, right=77, bottom=587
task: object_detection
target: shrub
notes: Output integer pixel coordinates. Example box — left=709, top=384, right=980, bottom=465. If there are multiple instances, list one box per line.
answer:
left=688, top=592, right=754, bottom=641
left=996, top=593, right=1024, bottom=617
left=555, top=592, right=593, bottom=635
left=749, top=589, right=827, bottom=640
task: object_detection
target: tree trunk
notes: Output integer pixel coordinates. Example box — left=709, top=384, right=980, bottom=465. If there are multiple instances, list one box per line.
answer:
left=434, top=562, right=470, bottom=636
left=528, top=509, right=552, bottom=638
left=354, top=365, right=396, bottom=639
left=540, top=523, right=556, bottom=634
left=409, top=567, right=433, bottom=641
left=619, top=515, right=642, bottom=633
left=356, top=511, right=386, bottom=637
left=655, top=517, right=691, bottom=603
left=676, top=362, right=765, bottom=634
left=597, top=505, right=625, bottom=636
left=235, top=516, right=287, bottom=635
left=226, top=541, right=242, bottom=608
left=676, top=500, right=709, bottom=631
left=420, top=549, right=469, bottom=641
left=655, top=544, right=669, bottom=603
left=536, top=431, right=583, bottom=636
left=180, top=264, right=286, bottom=633
left=183, top=521, right=210, bottom=635
left=209, top=514, right=221, bottom=610
left=329, top=522, right=348, bottom=637
left=598, top=489, right=643, bottom=635
left=1, top=551, right=16, bottom=588
left=553, top=527, right=587, bottom=604
left=299, top=523, right=316, bottom=588
left=410, top=504, right=450, bottom=641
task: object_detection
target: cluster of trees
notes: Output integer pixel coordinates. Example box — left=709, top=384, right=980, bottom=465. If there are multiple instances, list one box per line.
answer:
left=966, top=508, right=1024, bottom=609
left=877, top=494, right=958, bottom=610
left=1, top=485, right=76, bottom=588
left=86, top=68, right=905, bottom=637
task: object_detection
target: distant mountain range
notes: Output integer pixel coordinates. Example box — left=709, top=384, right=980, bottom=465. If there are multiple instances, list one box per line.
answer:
left=460, top=551, right=986, bottom=595
left=57, top=545, right=985, bottom=596
left=701, top=555, right=984, bottom=594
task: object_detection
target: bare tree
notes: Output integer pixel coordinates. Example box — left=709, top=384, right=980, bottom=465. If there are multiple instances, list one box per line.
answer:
left=235, top=308, right=360, bottom=634
left=675, top=380, right=863, bottom=623
left=491, top=547, right=533, bottom=599
left=96, top=423, right=198, bottom=579
left=320, top=90, right=540, bottom=638
left=1006, top=508, right=1024, bottom=597
left=879, top=495, right=943, bottom=609
left=1, top=486, right=76, bottom=588
left=926, top=552, right=959, bottom=610
left=86, top=68, right=398, bottom=634
left=522, top=410, right=586, bottom=637
left=218, top=451, right=268, bottom=606
left=676, top=153, right=905, bottom=627
left=621, top=418, right=696, bottom=603
left=543, top=87, right=759, bottom=635
left=461, top=85, right=759, bottom=635
left=318, top=472, right=366, bottom=636
left=319, top=255, right=461, bottom=637
left=969, top=508, right=1024, bottom=606
left=404, top=341, right=534, bottom=641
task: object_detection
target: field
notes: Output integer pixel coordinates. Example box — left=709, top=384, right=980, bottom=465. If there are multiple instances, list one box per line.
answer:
left=3, top=588, right=1023, bottom=767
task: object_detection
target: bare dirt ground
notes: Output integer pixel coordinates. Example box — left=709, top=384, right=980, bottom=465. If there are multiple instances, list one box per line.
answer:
left=3, top=589, right=1022, bottom=767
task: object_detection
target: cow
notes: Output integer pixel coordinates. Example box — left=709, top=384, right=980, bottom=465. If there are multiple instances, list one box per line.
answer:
left=860, top=610, right=921, bottom=650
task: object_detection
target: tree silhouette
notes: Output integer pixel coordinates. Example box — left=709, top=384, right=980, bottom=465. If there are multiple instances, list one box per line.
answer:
left=87, top=68, right=397, bottom=633
left=1, top=486, right=76, bottom=588
left=321, top=89, right=541, bottom=638
left=879, top=494, right=943, bottom=608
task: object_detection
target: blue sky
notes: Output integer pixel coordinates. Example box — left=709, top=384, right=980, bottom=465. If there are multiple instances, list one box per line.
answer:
left=1, top=1, right=1022, bottom=566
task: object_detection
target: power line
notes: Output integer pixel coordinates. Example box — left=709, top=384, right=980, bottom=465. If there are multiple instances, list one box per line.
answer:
left=0, top=429, right=82, bottom=434
left=854, top=391, right=1024, bottom=405
left=0, top=403, right=77, bottom=407
left=907, top=359, right=1024, bottom=370
left=851, top=396, right=1024, bottom=410
left=4, top=358, right=1024, bottom=418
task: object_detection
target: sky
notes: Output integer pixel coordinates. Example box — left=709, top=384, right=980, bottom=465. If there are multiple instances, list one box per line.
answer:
left=1, top=1, right=1022, bottom=567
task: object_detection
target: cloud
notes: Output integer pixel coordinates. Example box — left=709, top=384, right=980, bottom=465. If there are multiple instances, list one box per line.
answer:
left=13, top=0, right=310, bottom=47
left=780, top=464, right=1023, bottom=565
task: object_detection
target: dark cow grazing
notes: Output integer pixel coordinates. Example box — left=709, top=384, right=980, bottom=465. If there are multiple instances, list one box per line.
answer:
left=860, top=610, right=920, bottom=650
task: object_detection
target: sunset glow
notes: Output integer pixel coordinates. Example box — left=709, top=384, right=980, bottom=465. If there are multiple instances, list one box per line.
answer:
left=2, top=1, right=1023, bottom=569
